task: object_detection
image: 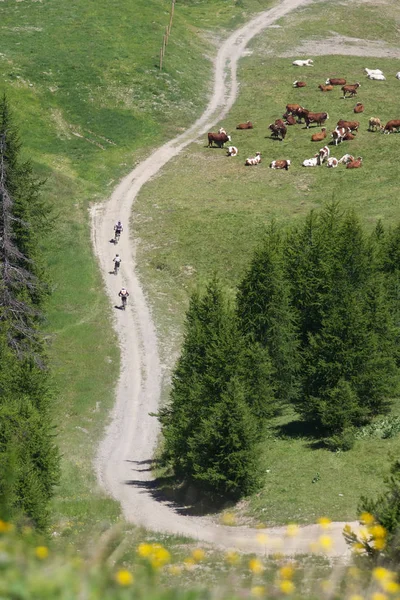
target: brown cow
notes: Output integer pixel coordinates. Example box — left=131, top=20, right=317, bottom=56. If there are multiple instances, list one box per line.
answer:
left=236, top=121, right=253, bottom=129
left=337, top=119, right=359, bottom=132
left=269, top=121, right=287, bottom=140
left=354, top=103, right=364, bottom=114
left=341, top=83, right=361, bottom=98
left=326, top=78, right=346, bottom=86
left=318, top=84, right=333, bottom=92
left=346, top=157, right=363, bottom=169
left=285, top=103, right=303, bottom=115
left=283, top=113, right=297, bottom=125
left=381, top=120, right=400, bottom=134
left=293, top=81, right=306, bottom=88
left=311, top=128, right=327, bottom=142
left=207, top=132, right=231, bottom=147
left=343, top=132, right=356, bottom=141
left=305, top=112, right=329, bottom=128
left=295, top=107, right=310, bottom=123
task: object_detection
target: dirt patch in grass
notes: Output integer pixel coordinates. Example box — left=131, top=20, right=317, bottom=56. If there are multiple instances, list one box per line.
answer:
left=282, top=34, right=400, bottom=58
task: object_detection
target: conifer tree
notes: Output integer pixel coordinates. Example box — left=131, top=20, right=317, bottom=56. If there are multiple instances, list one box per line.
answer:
left=237, top=224, right=300, bottom=403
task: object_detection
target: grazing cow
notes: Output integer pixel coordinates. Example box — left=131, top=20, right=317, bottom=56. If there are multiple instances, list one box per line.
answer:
left=337, top=119, right=359, bottom=132
left=364, top=68, right=383, bottom=76
left=269, top=121, right=287, bottom=140
left=286, top=103, right=303, bottom=115
left=208, top=132, right=231, bottom=147
left=270, top=159, right=291, bottom=170
left=236, top=121, right=253, bottom=129
left=396, top=72, right=400, bottom=80
left=226, top=146, right=238, bottom=156
left=346, top=157, right=363, bottom=169
left=381, top=120, right=400, bottom=134
left=332, top=126, right=349, bottom=146
left=368, top=117, right=381, bottom=131
left=283, top=113, right=297, bottom=125
left=245, top=152, right=261, bottom=166
left=327, top=157, right=339, bottom=168
left=318, top=145, right=330, bottom=164
left=354, top=103, right=364, bottom=114
left=295, top=107, right=310, bottom=123
left=293, top=59, right=314, bottom=67
left=342, top=83, right=361, bottom=98
left=305, top=112, right=329, bottom=128
left=343, top=131, right=356, bottom=141
left=302, top=156, right=319, bottom=167
left=293, top=80, right=307, bottom=87
left=311, top=128, right=327, bottom=142
left=338, top=154, right=355, bottom=164
left=318, top=84, right=333, bottom=92
left=325, top=78, right=346, bottom=86
left=368, top=73, right=386, bottom=80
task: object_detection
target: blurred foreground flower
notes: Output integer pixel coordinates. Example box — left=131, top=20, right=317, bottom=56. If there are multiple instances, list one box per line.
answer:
left=225, top=550, right=240, bottom=565
left=192, top=548, right=205, bottom=562
left=318, top=517, right=331, bottom=529
left=286, top=524, right=299, bottom=537
left=35, top=546, right=49, bottom=560
left=279, top=580, right=295, bottom=594
left=251, top=585, right=266, bottom=597
left=249, top=558, right=264, bottom=574
left=115, top=569, right=134, bottom=586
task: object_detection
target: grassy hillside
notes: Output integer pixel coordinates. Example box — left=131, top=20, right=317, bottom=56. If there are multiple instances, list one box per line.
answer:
left=0, top=0, right=273, bottom=540
left=133, top=0, right=400, bottom=524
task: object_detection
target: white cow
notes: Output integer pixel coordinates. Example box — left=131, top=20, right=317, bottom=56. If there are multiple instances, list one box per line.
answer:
left=364, top=68, right=384, bottom=76
left=396, top=72, right=400, bottom=80
left=226, top=146, right=238, bottom=157
left=367, top=73, right=386, bottom=81
left=245, top=152, right=261, bottom=166
left=338, top=154, right=355, bottom=165
left=292, top=59, right=314, bottom=67
left=326, top=157, right=339, bottom=168
left=302, top=156, right=319, bottom=167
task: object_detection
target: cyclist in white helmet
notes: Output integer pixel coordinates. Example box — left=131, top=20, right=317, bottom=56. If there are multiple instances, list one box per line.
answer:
left=118, top=287, right=129, bottom=310
left=113, top=254, right=121, bottom=274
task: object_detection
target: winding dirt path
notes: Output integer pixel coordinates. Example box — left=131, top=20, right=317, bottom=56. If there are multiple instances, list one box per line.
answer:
left=93, top=0, right=358, bottom=556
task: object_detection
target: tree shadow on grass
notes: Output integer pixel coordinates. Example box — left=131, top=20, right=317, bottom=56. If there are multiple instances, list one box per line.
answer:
left=125, top=460, right=233, bottom=516
left=273, top=418, right=327, bottom=449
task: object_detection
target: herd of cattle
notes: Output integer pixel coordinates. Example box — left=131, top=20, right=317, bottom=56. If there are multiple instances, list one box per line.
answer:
left=206, top=61, right=400, bottom=170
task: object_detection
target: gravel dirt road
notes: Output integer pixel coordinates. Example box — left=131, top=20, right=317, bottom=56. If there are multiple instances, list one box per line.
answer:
left=93, top=0, right=358, bottom=556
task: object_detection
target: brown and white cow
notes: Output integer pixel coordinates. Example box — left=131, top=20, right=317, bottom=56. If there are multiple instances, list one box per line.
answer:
left=338, top=154, right=355, bottom=164
left=207, top=132, right=231, bottom=147
left=326, top=157, right=339, bottom=168
left=381, top=120, right=400, bottom=134
left=245, top=152, right=261, bottom=166
left=346, top=157, right=363, bottom=168
left=318, top=145, right=330, bottom=164
left=368, top=117, right=381, bottom=131
left=293, top=80, right=307, bottom=87
left=285, top=103, right=303, bottom=115
left=341, top=83, right=361, bottom=98
left=305, top=112, right=329, bottom=128
left=226, top=146, right=238, bottom=156
left=236, top=121, right=253, bottom=129
left=325, top=78, right=346, bottom=86
left=332, top=126, right=349, bottom=145
left=337, top=120, right=360, bottom=132
left=270, top=159, right=291, bottom=170
left=269, top=121, right=287, bottom=140
left=318, top=84, right=333, bottom=92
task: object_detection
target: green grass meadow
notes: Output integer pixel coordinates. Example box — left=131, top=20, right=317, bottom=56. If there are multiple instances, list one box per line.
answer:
left=133, top=0, right=400, bottom=525
left=0, top=0, right=274, bottom=542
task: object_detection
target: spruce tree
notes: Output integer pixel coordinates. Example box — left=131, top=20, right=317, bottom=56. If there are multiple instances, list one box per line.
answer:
left=237, top=224, right=300, bottom=403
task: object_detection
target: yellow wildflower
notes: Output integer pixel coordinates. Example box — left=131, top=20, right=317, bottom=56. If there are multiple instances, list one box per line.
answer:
left=184, top=557, right=196, bottom=570
left=150, top=545, right=171, bottom=569
left=382, top=581, right=400, bottom=594
left=374, top=538, right=386, bottom=551
left=319, top=535, right=333, bottom=551
left=280, top=580, right=295, bottom=594
left=279, top=565, right=294, bottom=580
left=360, top=512, right=375, bottom=525
left=251, top=586, right=266, bottom=597
left=372, top=593, right=388, bottom=600
left=318, top=517, right=331, bottom=529
left=249, top=558, right=264, bottom=574
left=192, top=548, right=205, bottom=562
left=137, top=543, right=153, bottom=557
left=35, top=546, right=49, bottom=560
left=0, top=520, right=14, bottom=533
left=286, top=524, right=299, bottom=537
left=225, top=550, right=240, bottom=565
left=256, top=533, right=268, bottom=545
left=371, top=525, right=387, bottom=539
left=352, top=542, right=365, bottom=554
left=115, top=570, right=134, bottom=586
left=373, top=568, right=393, bottom=582
left=168, top=565, right=182, bottom=576
left=221, top=512, right=236, bottom=526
